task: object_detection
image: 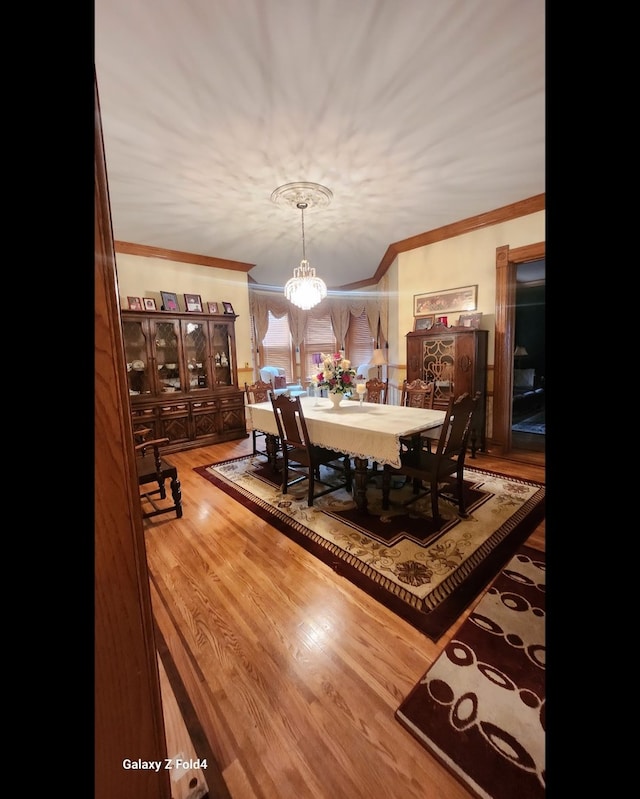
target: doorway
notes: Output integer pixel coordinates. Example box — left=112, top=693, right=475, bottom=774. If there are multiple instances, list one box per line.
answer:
left=511, top=262, right=545, bottom=453
left=492, top=242, right=545, bottom=463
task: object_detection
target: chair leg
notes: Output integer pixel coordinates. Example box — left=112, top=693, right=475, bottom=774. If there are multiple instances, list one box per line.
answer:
left=343, top=455, right=352, bottom=491
left=430, top=477, right=440, bottom=521
left=282, top=453, right=290, bottom=495
left=457, top=466, right=467, bottom=517
left=382, top=468, right=391, bottom=510
left=170, top=476, right=183, bottom=518
left=308, top=464, right=315, bottom=506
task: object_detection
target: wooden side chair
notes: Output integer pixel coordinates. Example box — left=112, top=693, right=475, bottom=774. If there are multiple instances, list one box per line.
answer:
left=381, top=392, right=480, bottom=521
left=134, top=429, right=183, bottom=519
left=365, top=377, right=388, bottom=405
left=245, top=379, right=273, bottom=455
left=398, top=379, right=436, bottom=455
left=270, top=393, right=352, bottom=506
left=400, top=378, right=435, bottom=409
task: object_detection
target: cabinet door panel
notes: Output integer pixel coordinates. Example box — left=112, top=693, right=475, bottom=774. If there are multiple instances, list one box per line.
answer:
left=159, top=403, right=190, bottom=443
left=211, top=322, right=234, bottom=386
left=192, top=400, right=218, bottom=439
left=122, top=319, right=155, bottom=396
left=153, top=319, right=184, bottom=394
left=182, top=320, right=211, bottom=391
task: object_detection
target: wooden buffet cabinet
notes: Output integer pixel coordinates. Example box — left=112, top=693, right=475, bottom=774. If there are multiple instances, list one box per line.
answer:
left=406, top=325, right=488, bottom=455
left=121, top=309, right=247, bottom=452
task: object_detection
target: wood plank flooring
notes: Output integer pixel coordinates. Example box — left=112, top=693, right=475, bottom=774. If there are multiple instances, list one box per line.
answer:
left=146, top=437, right=544, bottom=799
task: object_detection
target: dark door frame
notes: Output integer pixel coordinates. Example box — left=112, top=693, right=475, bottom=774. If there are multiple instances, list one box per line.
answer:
left=492, top=241, right=545, bottom=457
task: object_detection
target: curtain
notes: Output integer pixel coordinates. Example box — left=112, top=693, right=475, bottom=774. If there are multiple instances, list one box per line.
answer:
left=249, top=289, right=384, bottom=353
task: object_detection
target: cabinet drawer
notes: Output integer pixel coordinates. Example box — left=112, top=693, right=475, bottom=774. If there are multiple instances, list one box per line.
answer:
left=191, top=400, right=217, bottom=415
left=159, top=403, right=189, bottom=418
left=218, top=395, right=243, bottom=409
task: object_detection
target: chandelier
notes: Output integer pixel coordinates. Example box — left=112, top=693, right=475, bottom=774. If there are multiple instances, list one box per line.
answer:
left=272, top=182, right=331, bottom=310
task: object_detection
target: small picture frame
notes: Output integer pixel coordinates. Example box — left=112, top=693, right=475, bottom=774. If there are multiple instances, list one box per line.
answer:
left=143, top=297, right=157, bottom=311
left=457, top=312, right=483, bottom=329
left=207, top=302, right=219, bottom=314
left=127, top=296, right=143, bottom=311
left=184, top=293, right=203, bottom=313
left=414, top=315, right=434, bottom=331
left=160, top=291, right=179, bottom=312
left=222, top=301, right=235, bottom=314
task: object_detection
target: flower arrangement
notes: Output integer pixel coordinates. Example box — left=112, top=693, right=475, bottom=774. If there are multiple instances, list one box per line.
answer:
left=313, top=352, right=356, bottom=395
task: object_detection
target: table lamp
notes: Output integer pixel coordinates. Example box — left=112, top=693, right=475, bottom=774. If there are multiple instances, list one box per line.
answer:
left=372, top=348, right=387, bottom=379
left=513, top=345, right=528, bottom=368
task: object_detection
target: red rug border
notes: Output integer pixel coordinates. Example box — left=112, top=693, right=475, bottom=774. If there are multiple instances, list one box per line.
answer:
left=194, top=457, right=545, bottom=640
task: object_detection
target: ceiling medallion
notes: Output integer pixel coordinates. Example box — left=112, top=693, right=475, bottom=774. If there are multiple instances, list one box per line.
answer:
left=270, top=181, right=333, bottom=211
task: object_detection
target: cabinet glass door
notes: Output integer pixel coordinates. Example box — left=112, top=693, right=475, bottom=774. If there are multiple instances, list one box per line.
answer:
left=182, top=320, right=209, bottom=391
left=211, top=322, right=232, bottom=386
left=122, top=320, right=152, bottom=396
left=422, top=336, right=455, bottom=404
left=154, top=320, right=184, bottom=394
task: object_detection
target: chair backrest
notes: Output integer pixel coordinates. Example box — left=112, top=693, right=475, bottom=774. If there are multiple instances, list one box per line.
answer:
left=434, top=392, right=480, bottom=461
left=245, top=379, right=272, bottom=404
left=365, top=377, right=388, bottom=404
left=270, top=392, right=310, bottom=452
left=400, top=378, right=435, bottom=409
left=260, top=366, right=287, bottom=389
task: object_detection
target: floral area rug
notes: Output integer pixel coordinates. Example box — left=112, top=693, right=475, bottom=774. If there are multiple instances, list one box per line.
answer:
left=396, top=545, right=545, bottom=799
left=195, top=456, right=545, bottom=640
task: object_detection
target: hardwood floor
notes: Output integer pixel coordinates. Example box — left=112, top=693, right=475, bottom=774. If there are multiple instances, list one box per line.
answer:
left=145, top=436, right=545, bottom=799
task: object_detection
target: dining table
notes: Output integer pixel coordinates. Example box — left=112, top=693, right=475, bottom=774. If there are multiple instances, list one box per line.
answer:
left=245, top=394, right=446, bottom=512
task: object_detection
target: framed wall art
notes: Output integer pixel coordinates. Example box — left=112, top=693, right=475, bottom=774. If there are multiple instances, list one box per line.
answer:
left=207, top=302, right=219, bottom=314
left=160, top=291, right=179, bottom=311
left=127, top=296, right=143, bottom=311
left=413, top=315, right=434, bottom=331
left=184, top=293, right=203, bottom=313
left=457, top=312, right=483, bottom=329
left=222, top=301, right=235, bottom=314
left=143, top=297, right=157, bottom=311
left=414, top=285, right=477, bottom=317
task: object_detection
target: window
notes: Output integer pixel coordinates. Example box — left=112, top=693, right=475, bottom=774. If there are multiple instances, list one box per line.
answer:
left=260, top=307, right=373, bottom=385
left=301, top=312, right=336, bottom=381
left=262, top=312, right=295, bottom=381
left=345, top=311, right=374, bottom=374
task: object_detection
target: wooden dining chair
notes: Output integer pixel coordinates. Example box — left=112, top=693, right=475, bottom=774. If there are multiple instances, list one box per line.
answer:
left=381, top=392, right=480, bottom=522
left=270, top=393, right=352, bottom=506
left=245, top=379, right=273, bottom=455
left=365, top=377, right=388, bottom=405
left=134, top=429, right=183, bottom=519
left=400, top=378, right=435, bottom=409
left=398, top=379, right=436, bottom=456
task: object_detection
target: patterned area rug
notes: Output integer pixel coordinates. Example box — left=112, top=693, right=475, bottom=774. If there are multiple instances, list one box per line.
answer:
left=396, top=545, right=545, bottom=799
left=512, top=410, right=545, bottom=435
left=195, top=456, right=545, bottom=640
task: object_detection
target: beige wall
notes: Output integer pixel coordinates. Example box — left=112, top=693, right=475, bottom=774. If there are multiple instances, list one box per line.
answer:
left=386, top=210, right=545, bottom=399
left=115, top=208, right=544, bottom=393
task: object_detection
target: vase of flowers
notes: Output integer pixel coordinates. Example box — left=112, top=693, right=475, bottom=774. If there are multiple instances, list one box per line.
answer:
left=314, top=352, right=356, bottom=406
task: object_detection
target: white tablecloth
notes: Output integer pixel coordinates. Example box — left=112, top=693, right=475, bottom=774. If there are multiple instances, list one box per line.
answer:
left=246, top=395, right=446, bottom=468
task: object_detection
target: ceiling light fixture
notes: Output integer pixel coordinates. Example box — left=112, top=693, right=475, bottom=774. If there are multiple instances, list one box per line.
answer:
left=271, top=182, right=332, bottom=310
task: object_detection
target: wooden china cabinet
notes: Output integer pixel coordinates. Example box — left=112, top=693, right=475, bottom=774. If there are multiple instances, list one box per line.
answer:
left=121, top=309, right=247, bottom=452
left=406, top=324, right=488, bottom=456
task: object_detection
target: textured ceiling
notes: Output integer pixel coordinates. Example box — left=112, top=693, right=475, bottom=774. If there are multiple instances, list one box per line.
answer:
left=94, top=0, right=545, bottom=291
